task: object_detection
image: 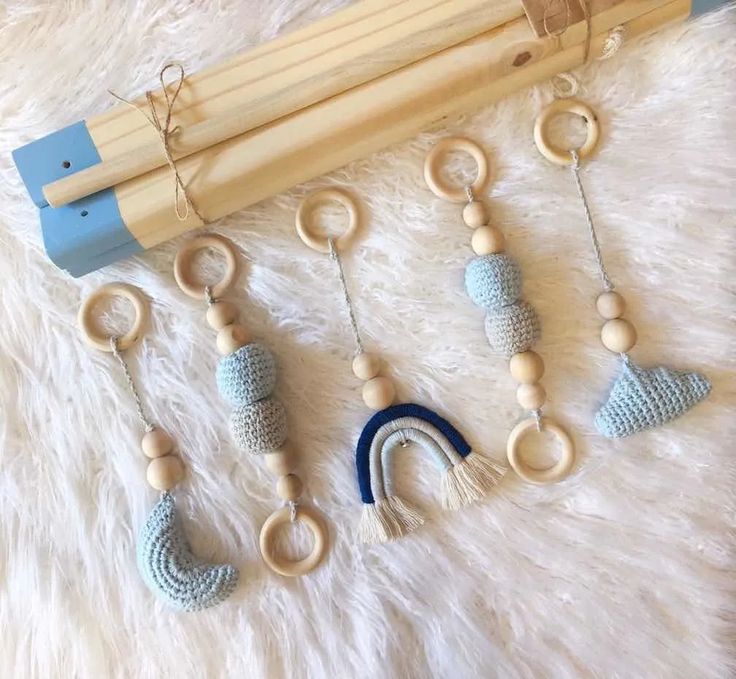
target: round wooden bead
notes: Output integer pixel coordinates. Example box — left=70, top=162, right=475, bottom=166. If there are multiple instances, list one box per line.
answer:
left=206, top=300, right=238, bottom=330
left=265, top=445, right=298, bottom=476
left=146, top=455, right=184, bottom=490
left=509, top=350, right=545, bottom=384
left=216, top=323, right=250, bottom=355
left=141, top=428, right=174, bottom=459
left=516, top=383, right=547, bottom=410
left=362, top=376, right=396, bottom=410
left=601, top=318, right=637, bottom=353
left=276, top=473, right=303, bottom=501
left=462, top=201, right=489, bottom=228
left=352, top=352, right=381, bottom=380
left=471, top=225, right=505, bottom=255
left=596, top=291, right=626, bottom=320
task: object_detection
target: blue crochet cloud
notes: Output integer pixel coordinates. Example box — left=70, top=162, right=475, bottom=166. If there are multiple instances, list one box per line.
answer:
left=595, top=359, right=711, bottom=438
left=137, top=493, right=238, bottom=611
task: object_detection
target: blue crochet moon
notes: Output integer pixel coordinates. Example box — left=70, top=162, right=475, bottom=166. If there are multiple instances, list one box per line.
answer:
left=595, top=360, right=711, bottom=438
left=137, top=493, right=239, bottom=611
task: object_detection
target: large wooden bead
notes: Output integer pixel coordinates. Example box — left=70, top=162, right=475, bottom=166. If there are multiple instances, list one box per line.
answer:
left=352, top=352, right=381, bottom=381
left=462, top=201, right=489, bottom=228
left=141, top=428, right=174, bottom=459
left=146, top=455, right=184, bottom=490
left=509, top=350, right=545, bottom=384
left=601, top=318, right=637, bottom=353
left=596, top=291, right=626, bottom=320
left=265, top=444, right=298, bottom=476
left=471, top=225, right=505, bottom=255
left=362, top=376, right=396, bottom=410
left=276, top=473, right=303, bottom=501
left=216, top=323, right=250, bottom=355
left=516, top=383, right=547, bottom=410
left=206, top=300, right=238, bottom=330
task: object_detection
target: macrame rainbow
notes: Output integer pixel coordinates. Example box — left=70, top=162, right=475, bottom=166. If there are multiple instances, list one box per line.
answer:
left=356, top=403, right=505, bottom=543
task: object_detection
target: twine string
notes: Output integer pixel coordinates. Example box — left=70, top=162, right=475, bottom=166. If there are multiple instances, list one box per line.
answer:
left=109, top=63, right=205, bottom=224
left=328, top=237, right=364, bottom=356
left=109, top=336, right=154, bottom=432
left=570, top=150, right=614, bottom=292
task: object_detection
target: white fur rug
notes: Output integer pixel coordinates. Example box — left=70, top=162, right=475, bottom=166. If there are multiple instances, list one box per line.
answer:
left=1, top=2, right=734, bottom=677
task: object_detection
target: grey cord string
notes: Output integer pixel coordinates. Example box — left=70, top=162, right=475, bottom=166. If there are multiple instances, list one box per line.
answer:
left=110, top=336, right=154, bottom=432
left=570, top=150, right=615, bottom=292
left=288, top=500, right=298, bottom=522
left=328, top=237, right=364, bottom=356
left=204, top=285, right=215, bottom=307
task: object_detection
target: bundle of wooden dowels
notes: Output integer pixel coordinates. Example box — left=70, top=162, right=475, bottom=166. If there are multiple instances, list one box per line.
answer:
left=12, top=0, right=719, bottom=276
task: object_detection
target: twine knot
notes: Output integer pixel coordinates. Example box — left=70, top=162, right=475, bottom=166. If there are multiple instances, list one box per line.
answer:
left=109, top=63, right=205, bottom=224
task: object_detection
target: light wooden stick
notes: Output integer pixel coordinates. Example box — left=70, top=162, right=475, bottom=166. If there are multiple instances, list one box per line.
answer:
left=42, top=0, right=525, bottom=208
left=104, top=0, right=688, bottom=253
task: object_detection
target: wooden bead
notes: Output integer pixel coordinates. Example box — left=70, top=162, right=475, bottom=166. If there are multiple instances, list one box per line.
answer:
left=362, top=376, right=396, bottom=410
left=352, top=352, right=381, bottom=380
left=462, top=201, right=489, bottom=228
left=216, top=323, right=250, bottom=355
left=146, top=455, right=184, bottom=490
left=509, top=350, right=545, bottom=384
left=471, top=225, right=505, bottom=255
left=265, top=445, right=298, bottom=476
left=206, top=300, right=238, bottom=330
left=596, top=291, right=626, bottom=320
left=276, top=473, right=303, bottom=501
left=516, top=383, right=547, bottom=410
left=141, top=428, right=174, bottom=459
left=601, top=318, right=637, bottom=353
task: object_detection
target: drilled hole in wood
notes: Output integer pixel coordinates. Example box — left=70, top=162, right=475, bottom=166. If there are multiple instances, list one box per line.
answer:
left=513, top=51, right=532, bottom=67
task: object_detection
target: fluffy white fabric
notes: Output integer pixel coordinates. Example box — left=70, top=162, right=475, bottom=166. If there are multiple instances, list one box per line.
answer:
left=1, top=2, right=734, bottom=677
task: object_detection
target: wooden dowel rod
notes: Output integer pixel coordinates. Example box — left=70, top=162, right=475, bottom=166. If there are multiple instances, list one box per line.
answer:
left=106, top=0, right=688, bottom=253
left=42, top=0, right=525, bottom=208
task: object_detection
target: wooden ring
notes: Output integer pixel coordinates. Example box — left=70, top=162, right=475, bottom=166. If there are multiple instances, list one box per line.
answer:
left=78, top=283, right=149, bottom=352
left=295, top=188, right=359, bottom=254
left=259, top=504, right=328, bottom=577
left=534, top=98, right=600, bottom=166
left=506, top=416, right=575, bottom=485
left=424, top=137, right=489, bottom=203
left=174, top=234, right=238, bottom=300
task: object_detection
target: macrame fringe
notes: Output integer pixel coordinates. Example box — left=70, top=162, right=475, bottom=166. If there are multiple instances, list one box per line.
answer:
left=358, top=496, right=425, bottom=544
left=441, top=452, right=506, bottom=511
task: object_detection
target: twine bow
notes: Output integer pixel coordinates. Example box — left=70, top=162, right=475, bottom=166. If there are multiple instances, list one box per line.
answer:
left=109, top=63, right=205, bottom=224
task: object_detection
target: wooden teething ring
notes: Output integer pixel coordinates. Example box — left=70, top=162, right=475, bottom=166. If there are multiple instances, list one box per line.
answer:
left=174, top=234, right=239, bottom=299
left=78, top=283, right=149, bottom=352
left=534, top=98, right=600, bottom=166
left=507, top=416, right=575, bottom=485
left=295, top=188, right=359, bottom=254
left=259, top=504, right=328, bottom=577
left=424, top=136, right=489, bottom=203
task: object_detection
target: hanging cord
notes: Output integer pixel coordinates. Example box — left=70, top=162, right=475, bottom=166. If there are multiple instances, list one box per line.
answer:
left=570, top=150, right=615, bottom=292
left=204, top=285, right=215, bottom=307
left=110, top=336, right=155, bottom=433
left=328, top=237, right=364, bottom=356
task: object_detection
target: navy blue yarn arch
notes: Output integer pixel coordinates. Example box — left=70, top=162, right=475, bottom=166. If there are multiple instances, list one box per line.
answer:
left=355, top=403, right=472, bottom=504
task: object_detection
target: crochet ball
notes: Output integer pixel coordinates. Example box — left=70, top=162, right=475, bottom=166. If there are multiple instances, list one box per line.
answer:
left=484, top=301, right=540, bottom=357
left=216, top=343, right=276, bottom=406
left=464, top=254, right=522, bottom=309
left=230, top=398, right=288, bottom=454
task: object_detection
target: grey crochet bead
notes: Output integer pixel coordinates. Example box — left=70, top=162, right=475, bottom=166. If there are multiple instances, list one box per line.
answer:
left=464, top=254, right=522, bottom=309
left=216, top=343, right=276, bottom=406
left=484, top=301, right=541, bottom=357
left=229, top=398, right=288, bottom=454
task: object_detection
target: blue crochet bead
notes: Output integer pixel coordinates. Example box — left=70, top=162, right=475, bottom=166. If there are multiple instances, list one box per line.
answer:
left=216, top=343, right=276, bottom=406
left=595, top=359, right=711, bottom=438
left=464, top=254, right=522, bottom=309
left=484, top=301, right=540, bottom=357
left=230, top=398, right=288, bottom=454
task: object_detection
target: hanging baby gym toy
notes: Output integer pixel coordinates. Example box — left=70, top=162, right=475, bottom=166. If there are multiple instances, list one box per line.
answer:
left=294, top=188, right=505, bottom=544
left=174, top=235, right=328, bottom=577
left=533, top=98, right=711, bottom=437
left=78, top=283, right=238, bottom=611
left=424, top=138, right=576, bottom=485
